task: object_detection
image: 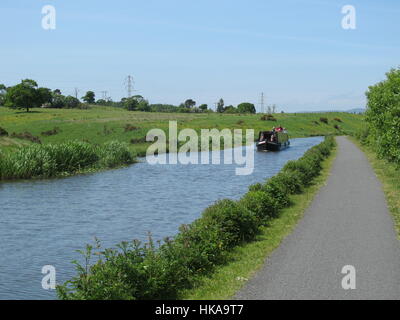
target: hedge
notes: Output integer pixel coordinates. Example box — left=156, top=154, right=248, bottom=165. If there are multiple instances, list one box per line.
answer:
left=57, top=136, right=336, bottom=300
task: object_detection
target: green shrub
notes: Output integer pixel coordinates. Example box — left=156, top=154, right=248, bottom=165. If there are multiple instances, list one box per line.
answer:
left=239, top=191, right=279, bottom=222
left=263, top=178, right=290, bottom=208
left=0, top=127, right=8, bottom=136
left=271, top=170, right=303, bottom=194
left=320, top=117, right=329, bottom=124
left=172, top=222, right=226, bottom=275
left=365, top=68, right=400, bottom=164
left=99, top=141, right=134, bottom=168
left=283, top=159, right=315, bottom=185
left=355, top=127, right=371, bottom=146
left=201, top=199, right=259, bottom=248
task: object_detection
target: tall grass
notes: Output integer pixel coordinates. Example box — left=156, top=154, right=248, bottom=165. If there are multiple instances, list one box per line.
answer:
left=0, top=140, right=135, bottom=180
left=57, top=136, right=336, bottom=300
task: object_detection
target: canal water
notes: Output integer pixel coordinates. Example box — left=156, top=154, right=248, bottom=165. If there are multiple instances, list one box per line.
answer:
left=0, top=137, right=323, bottom=299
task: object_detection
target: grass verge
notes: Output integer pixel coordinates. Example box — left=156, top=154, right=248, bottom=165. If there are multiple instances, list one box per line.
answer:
left=350, top=137, right=400, bottom=238
left=179, top=141, right=337, bottom=300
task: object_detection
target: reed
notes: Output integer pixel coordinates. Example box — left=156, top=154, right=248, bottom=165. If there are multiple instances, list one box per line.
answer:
left=0, top=140, right=135, bottom=180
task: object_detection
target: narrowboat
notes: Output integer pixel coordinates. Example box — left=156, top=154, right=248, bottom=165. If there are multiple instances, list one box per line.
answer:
left=256, top=130, right=290, bottom=152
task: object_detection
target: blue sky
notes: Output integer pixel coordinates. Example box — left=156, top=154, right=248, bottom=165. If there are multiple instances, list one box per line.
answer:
left=1, top=0, right=399, bottom=112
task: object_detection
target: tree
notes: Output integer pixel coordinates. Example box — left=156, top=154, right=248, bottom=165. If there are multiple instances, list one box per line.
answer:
left=122, top=97, right=139, bottom=111
left=64, top=96, right=81, bottom=109
left=51, top=92, right=66, bottom=108
left=217, top=98, right=225, bottom=113
left=121, top=95, right=149, bottom=112
left=82, top=91, right=95, bottom=104
left=137, top=100, right=150, bottom=112
left=4, top=79, right=39, bottom=112
left=36, top=87, right=52, bottom=106
left=184, top=99, right=196, bottom=108
left=0, top=84, right=7, bottom=106
left=132, top=95, right=145, bottom=102
left=224, top=105, right=238, bottom=113
left=365, top=68, right=400, bottom=163
left=199, top=104, right=208, bottom=111
left=96, top=99, right=113, bottom=106
left=237, top=102, right=256, bottom=114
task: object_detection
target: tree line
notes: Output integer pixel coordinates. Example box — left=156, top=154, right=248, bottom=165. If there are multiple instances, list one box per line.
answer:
left=0, top=79, right=257, bottom=114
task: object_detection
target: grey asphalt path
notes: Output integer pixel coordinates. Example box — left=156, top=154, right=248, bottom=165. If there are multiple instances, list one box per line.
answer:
left=236, top=136, right=400, bottom=300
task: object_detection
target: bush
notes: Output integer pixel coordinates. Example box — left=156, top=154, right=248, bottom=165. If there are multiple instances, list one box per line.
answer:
left=355, top=127, right=370, bottom=145
left=172, top=222, right=226, bottom=275
left=263, top=178, right=290, bottom=209
left=365, top=68, right=400, bottom=164
left=240, top=191, right=279, bottom=222
left=124, top=124, right=139, bottom=132
left=201, top=199, right=259, bottom=248
left=270, top=170, right=303, bottom=195
left=320, top=117, right=329, bottom=124
left=260, top=114, right=277, bottom=121
left=283, top=140, right=332, bottom=186
left=0, top=127, right=8, bottom=136
left=99, top=141, right=134, bottom=168
left=64, top=96, right=81, bottom=109
left=51, top=94, right=66, bottom=108
left=41, top=127, right=61, bottom=136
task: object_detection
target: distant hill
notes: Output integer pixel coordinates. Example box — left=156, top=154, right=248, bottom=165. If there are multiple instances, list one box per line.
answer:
left=346, top=108, right=366, bottom=114
left=296, top=108, right=365, bottom=114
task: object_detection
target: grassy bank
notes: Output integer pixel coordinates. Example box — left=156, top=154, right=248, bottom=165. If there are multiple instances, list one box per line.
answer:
left=57, top=137, right=336, bottom=300
left=351, top=137, right=400, bottom=238
left=179, top=139, right=337, bottom=299
left=0, top=106, right=364, bottom=157
left=0, top=140, right=135, bottom=180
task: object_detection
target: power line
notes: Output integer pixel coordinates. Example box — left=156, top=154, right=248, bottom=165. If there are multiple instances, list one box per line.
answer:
left=259, top=92, right=265, bottom=113
left=100, top=90, right=108, bottom=100
left=124, top=75, right=136, bottom=98
left=74, top=87, right=80, bottom=99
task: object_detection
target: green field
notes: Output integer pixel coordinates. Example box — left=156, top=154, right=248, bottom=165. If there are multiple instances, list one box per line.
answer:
left=0, top=106, right=365, bottom=157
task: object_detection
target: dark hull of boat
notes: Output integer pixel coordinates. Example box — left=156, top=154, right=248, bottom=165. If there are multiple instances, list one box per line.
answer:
left=257, top=140, right=290, bottom=152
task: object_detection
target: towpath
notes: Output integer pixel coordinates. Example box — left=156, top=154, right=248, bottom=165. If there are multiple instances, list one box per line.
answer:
left=236, top=136, right=400, bottom=300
